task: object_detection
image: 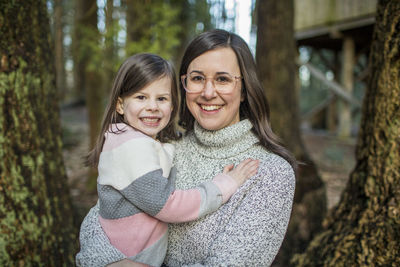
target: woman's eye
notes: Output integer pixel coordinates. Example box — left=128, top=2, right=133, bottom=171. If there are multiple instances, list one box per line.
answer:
left=216, top=75, right=231, bottom=83
left=191, top=76, right=205, bottom=82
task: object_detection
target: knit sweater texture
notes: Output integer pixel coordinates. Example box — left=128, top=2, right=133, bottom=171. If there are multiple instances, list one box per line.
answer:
left=76, top=119, right=295, bottom=266
left=93, top=123, right=237, bottom=266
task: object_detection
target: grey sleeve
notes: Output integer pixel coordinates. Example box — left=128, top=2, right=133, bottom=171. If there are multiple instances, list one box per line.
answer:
left=196, top=180, right=223, bottom=218
left=76, top=203, right=126, bottom=267
left=200, top=161, right=295, bottom=266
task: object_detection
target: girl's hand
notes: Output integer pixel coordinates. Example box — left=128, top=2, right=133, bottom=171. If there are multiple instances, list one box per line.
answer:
left=223, top=159, right=259, bottom=186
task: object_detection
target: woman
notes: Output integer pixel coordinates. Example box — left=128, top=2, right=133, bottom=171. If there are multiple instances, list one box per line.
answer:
left=76, top=29, right=296, bottom=266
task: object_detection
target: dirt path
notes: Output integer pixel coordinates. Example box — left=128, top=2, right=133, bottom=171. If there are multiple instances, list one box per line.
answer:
left=302, top=131, right=356, bottom=208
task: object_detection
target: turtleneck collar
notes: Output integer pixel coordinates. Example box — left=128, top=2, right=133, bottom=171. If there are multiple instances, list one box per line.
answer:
left=187, top=119, right=259, bottom=159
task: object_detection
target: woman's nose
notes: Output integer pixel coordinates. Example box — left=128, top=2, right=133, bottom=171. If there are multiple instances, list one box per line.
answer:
left=201, top=80, right=217, bottom=99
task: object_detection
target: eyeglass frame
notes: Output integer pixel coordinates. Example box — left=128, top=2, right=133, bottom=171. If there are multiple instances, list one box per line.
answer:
left=181, top=72, right=243, bottom=94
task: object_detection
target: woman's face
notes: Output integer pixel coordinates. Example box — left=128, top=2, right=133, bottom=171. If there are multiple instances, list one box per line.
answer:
left=185, top=47, right=243, bottom=131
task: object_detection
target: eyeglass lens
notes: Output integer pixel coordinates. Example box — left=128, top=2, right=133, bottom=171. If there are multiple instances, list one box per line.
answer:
left=184, top=73, right=239, bottom=93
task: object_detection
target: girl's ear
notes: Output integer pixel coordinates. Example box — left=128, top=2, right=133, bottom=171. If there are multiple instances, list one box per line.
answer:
left=116, top=97, right=124, bottom=115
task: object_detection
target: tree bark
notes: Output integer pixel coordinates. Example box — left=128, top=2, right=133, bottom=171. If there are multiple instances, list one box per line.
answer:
left=292, top=0, right=400, bottom=265
left=0, top=0, right=77, bottom=264
left=255, top=0, right=326, bottom=265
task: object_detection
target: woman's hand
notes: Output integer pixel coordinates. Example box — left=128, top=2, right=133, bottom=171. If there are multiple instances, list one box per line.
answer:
left=223, top=159, right=259, bottom=186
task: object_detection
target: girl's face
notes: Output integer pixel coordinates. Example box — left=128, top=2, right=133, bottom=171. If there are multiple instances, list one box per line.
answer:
left=185, top=47, right=243, bottom=131
left=116, top=76, right=173, bottom=139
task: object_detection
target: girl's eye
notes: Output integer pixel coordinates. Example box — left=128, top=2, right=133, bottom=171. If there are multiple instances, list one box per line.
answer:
left=158, top=97, right=168, bottom=101
left=135, top=95, right=145, bottom=100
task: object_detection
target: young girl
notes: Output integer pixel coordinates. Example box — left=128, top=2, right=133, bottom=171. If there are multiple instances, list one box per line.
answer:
left=78, top=53, right=258, bottom=266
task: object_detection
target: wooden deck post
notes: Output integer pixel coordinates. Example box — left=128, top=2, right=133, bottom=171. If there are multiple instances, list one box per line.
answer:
left=338, top=36, right=355, bottom=137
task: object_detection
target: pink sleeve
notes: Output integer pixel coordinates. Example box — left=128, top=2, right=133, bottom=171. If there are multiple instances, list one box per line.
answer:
left=155, top=188, right=202, bottom=223
left=155, top=174, right=239, bottom=223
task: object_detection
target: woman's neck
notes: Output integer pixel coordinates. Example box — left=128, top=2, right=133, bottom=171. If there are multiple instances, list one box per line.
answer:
left=188, top=119, right=259, bottom=159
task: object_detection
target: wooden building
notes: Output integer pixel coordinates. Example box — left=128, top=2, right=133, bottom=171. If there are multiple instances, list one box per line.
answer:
left=295, top=0, right=377, bottom=137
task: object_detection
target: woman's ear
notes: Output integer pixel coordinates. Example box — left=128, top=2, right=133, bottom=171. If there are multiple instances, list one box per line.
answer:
left=116, top=97, right=124, bottom=115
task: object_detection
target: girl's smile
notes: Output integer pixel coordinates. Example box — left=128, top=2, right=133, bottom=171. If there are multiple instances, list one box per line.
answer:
left=116, top=76, right=173, bottom=139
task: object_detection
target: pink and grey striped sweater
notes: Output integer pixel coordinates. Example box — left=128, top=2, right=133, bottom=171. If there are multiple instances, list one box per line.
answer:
left=96, top=123, right=238, bottom=266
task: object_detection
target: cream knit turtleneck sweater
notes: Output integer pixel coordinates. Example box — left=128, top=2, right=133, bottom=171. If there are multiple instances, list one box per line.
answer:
left=76, top=120, right=295, bottom=267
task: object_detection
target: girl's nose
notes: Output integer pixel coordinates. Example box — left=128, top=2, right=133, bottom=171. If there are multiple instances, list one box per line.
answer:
left=146, top=99, right=158, bottom=110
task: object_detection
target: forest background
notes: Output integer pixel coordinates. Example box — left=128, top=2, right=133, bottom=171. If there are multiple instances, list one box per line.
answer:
left=0, top=0, right=398, bottom=266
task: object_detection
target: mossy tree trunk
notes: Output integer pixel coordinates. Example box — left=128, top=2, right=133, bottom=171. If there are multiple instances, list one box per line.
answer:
left=292, top=0, right=400, bottom=265
left=255, top=0, right=327, bottom=265
left=0, top=0, right=77, bottom=265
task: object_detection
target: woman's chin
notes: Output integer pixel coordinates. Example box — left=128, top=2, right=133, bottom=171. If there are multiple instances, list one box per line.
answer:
left=196, top=118, right=227, bottom=131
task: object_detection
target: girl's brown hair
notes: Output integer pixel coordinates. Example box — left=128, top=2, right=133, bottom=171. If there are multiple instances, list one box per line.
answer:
left=179, top=29, right=297, bottom=171
left=87, top=53, right=179, bottom=167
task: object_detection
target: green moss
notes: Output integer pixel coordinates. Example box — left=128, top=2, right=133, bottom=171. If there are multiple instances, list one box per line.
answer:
left=1, top=21, right=76, bottom=267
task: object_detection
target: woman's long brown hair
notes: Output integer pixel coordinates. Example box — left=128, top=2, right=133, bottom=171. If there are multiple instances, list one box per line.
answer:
left=179, top=29, right=297, bottom=172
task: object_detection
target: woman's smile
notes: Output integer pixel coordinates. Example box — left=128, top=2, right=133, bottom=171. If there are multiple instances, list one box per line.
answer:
left=199, top=104, right=223, bottom=112
left=186, top=47, right=243, bottom=131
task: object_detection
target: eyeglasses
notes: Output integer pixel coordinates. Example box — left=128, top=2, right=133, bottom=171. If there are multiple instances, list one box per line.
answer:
left=181, top=72, right=242, bottom=94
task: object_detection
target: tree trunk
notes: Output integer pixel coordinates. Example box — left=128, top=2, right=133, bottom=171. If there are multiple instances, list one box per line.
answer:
left=104, top=0, right=116, bottom=95
left=171, top=0, right=213, bottom=68
left=326, top=51, right=340, bottom=133
left=72, top=0, right=86, bottom=102
left=292, top=0, right=400, bottom=265
left=125, top=0, right=182, bottom=60
left=126, top=0, right=149, bottom=46
left=171, top=0, right=191, bottom=68
left=83, top=0, right=104, bottom=190
left=54, top=0, right=66, bottom=99
left=255, top=0, right=326, bottom=265
left=0, top=0, right=77, bottom=265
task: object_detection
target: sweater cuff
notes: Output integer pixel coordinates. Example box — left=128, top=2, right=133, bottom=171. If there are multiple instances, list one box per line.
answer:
left=212, top=173, right=239, bottom=204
